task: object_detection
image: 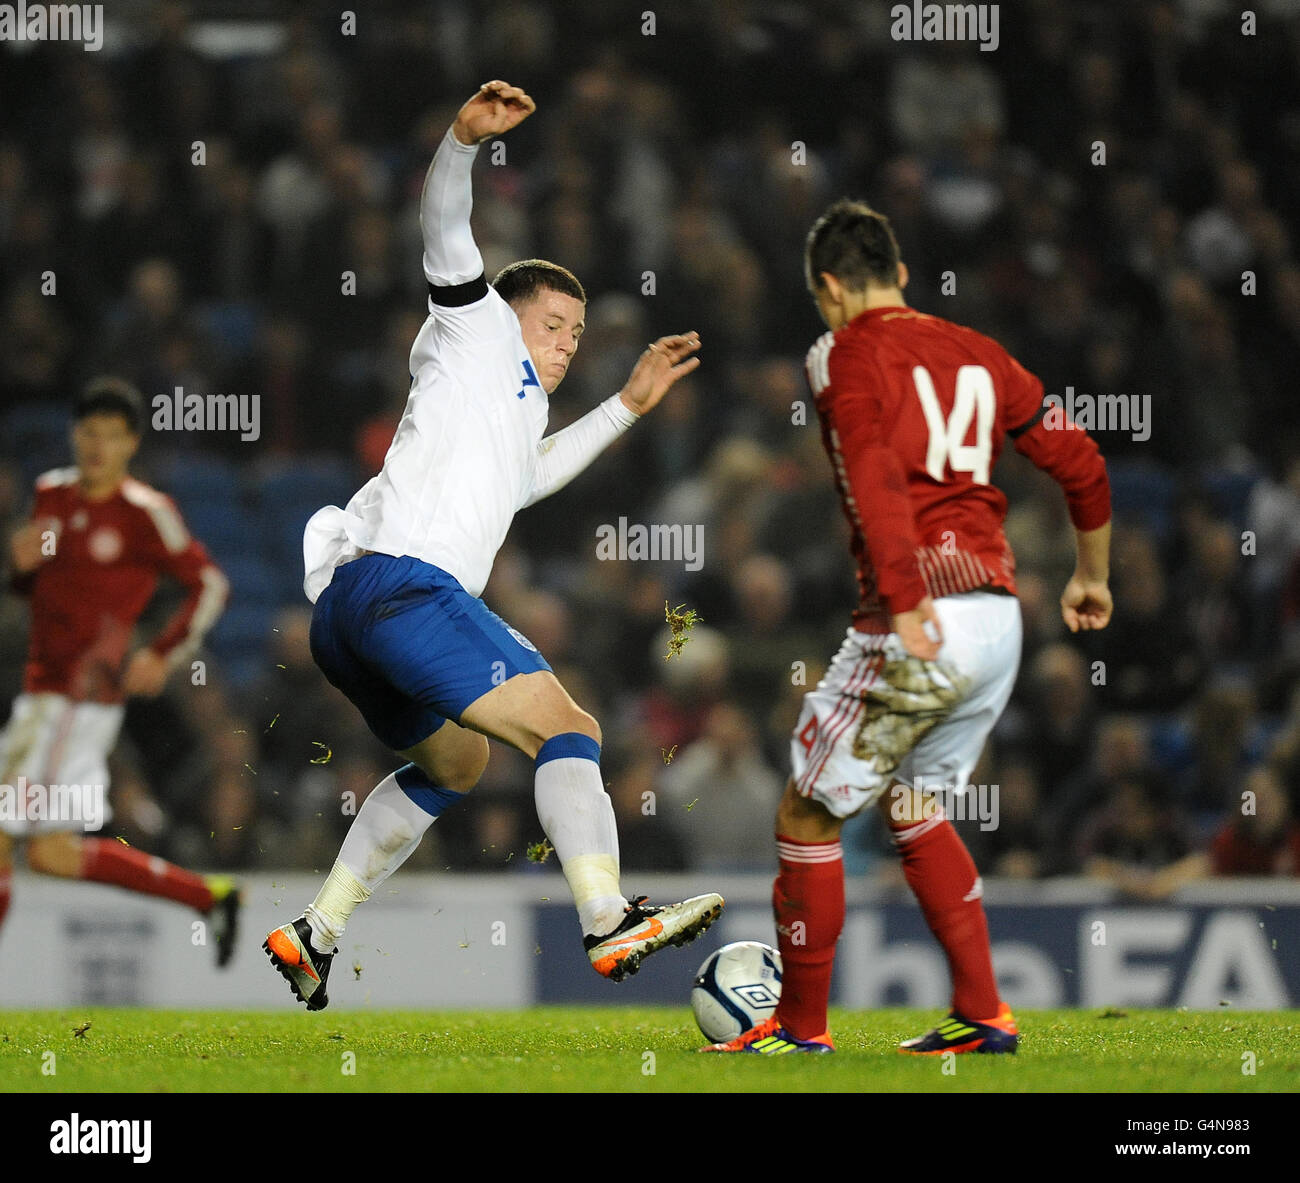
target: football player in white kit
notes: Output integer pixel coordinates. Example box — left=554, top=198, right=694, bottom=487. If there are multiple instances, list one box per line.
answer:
left=266, top=82, right=723, bottom=1009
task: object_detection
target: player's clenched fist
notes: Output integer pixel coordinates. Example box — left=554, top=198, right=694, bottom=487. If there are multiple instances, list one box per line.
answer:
left=452, top=80, right=536, bottom=146
left=1060, top=575, right=1113, bottom=632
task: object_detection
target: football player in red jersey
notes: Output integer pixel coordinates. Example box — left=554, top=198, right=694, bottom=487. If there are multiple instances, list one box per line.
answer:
left=0, top=379, right=241, bottom=965
left=705, top=200, right=1113, bottom=1055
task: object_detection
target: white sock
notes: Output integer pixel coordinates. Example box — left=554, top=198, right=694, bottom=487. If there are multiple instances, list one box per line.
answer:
left=534, top=736, right=626, bottom=937
left=305, top=768, right=449, bottom=953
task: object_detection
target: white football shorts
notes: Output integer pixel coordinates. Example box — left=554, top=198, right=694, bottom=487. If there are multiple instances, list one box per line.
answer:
left=790, top=590, right=1022, bottom=819
left=0, top=692, right=122, bottom=835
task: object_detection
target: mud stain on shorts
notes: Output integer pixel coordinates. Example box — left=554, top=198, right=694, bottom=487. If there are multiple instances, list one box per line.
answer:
left=851, top=656, right=971, bottom=775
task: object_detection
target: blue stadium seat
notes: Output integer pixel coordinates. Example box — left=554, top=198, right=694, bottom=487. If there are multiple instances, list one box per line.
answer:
left=146, top=454, right=248, bottom=563
left=2, top=402, right=72, bottom=484
left=257, top=457, right=358, bottom=602
left=150, top=453, right=245, bottom=508
left=178, top=502, right=250, bottom=563
left=213, top=553, right=278, bottom=608
left=195, top=301, right=260, bottom=363
left=1147, top=713, right=1195, bottom=782
left=206, top=600, right=276, bottom=689
left=209, top=602, right=273, bottom=648
left=257, top=457, right=357, bottom=518
left=1201, top=466, right=1260, bottom=528
left=190, top=557, right=277, bottom=688
left=266, top=514, right=312, bottom=603
left=1105, top=458, right=1178, bottom=542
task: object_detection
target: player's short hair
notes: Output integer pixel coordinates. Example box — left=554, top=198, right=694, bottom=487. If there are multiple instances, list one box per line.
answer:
left=805, top=199, right=901, bottom=293
left=74, top=377, right=145, bottom=434
left=492, top=259, right=586, bottom=308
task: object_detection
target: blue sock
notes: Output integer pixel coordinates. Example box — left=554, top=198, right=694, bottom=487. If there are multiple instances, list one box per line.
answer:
left=395, top=762, right=466, bottom=817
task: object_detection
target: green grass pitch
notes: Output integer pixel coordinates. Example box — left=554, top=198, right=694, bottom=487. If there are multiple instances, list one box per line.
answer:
left=1, top=1008, right=1297, bottom=1092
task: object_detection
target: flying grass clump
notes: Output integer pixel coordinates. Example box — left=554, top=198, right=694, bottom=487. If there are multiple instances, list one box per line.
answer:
left=664, top=603, right=701, bottom=660
left=526, top=838, right=554, bottom=864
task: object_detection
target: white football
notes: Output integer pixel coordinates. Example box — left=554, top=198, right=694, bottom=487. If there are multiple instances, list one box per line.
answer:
left=691, top=940, right=783, bottom=1043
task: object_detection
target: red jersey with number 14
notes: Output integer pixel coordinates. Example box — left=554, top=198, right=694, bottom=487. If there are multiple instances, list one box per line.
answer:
left=805, top=305, right=1110, bottom=633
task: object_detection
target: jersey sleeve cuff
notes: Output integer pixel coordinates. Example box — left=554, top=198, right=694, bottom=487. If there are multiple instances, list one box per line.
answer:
left=603, top=393, right=641, bottom=428
left=1068, top=500, right=1112, bottom=532
left=882, top=577, right=929, bottom=617
left=444, top=126, right=481, bottom=155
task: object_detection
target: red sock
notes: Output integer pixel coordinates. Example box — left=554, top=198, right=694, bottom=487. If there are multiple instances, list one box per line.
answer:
left=773, top=836, right=844, bottom=1040
left=79, top=838, right=213, bottom=912
left=0, top=867, right=11, bottom=931
left=893, top=809, right=1000, bottom=1019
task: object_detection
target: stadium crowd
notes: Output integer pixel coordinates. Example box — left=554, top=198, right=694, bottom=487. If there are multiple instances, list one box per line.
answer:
left=2, top=0, right=1299, bottom=888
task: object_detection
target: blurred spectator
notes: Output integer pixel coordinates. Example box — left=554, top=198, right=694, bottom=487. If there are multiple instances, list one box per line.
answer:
left=960, top=755, right=1050, bottom=879
left=1089, top=763, right=1300, bottom=901
left=724, top=553, right=823, bottom=721
left=1045, top=714, right=1171, bottom=871
left=662, top=701, right=783, bottom=870
left=1179, top=512, right=1249, bottom=667
left=1003, top=643, right=1097, bottom=794
left=1209, top=764, right=1300, bottom=876
left=604, top=740, right=689, bottom=873
left=1076, top=772, right=1193, bottom=896
left=631, top=624, right=730, bottom=753
left=1080, top=526, right=1203, bottom=711
left=1187, top=683, right=1260, bottom=817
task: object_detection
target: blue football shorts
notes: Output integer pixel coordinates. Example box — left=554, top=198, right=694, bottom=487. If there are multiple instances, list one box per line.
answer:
left=309, top=553, right=552, bottom=750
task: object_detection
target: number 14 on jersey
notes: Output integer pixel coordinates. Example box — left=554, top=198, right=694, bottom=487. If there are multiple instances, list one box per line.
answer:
left=913, top=364, right=994, bottom=486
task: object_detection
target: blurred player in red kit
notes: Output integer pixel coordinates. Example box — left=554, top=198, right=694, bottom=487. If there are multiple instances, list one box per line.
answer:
left=705, top=201, right=1113, bottom=1054
left=0, top=378, right=241, bottom=964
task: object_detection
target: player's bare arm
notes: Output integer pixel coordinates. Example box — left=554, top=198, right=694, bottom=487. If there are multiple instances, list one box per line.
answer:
left=451, top=80, right=536, bottom=146
left=1061, top=521, right=1112, bottom=632
left=617, top=332, right=702, bottom=415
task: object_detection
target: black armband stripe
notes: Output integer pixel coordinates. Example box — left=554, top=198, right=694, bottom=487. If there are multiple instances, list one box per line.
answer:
left=427, top=274, right=489, bottom=307
left=1008, top=403, right=1048, bottom=439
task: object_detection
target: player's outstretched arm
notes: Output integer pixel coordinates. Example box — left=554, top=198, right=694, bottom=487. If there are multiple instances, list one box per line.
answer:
left=421, top=81, right=535, bottom=289
left=1061, top=521, right=1112, bottom=632
left=521, top=332, right=701, bottom=509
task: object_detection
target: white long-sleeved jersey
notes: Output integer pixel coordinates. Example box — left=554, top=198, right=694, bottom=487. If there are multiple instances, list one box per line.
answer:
left=303, top=128, right=637, bottom=603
